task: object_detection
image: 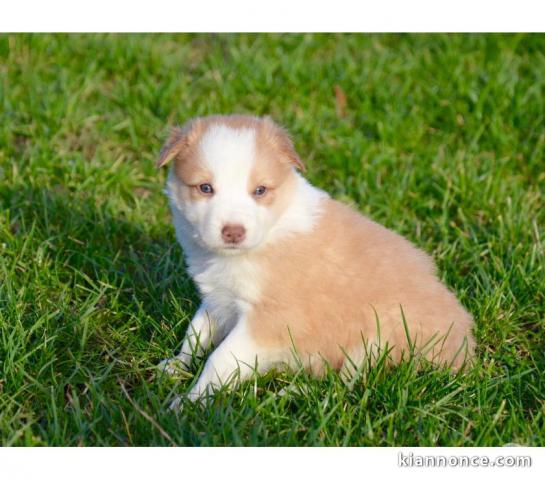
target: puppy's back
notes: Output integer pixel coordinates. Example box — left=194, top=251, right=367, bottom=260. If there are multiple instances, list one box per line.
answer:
left=248, top=198, right=475, bottom=372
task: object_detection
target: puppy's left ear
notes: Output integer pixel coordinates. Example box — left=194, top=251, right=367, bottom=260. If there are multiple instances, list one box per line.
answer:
left=156, top=127, right=187, bottom=168
left=280, top=134, right=306, bottom=172
left=262, top=116, right=306, bottom=172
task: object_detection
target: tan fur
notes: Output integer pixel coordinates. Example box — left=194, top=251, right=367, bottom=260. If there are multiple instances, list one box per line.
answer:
left=248, top=126, right=300, bottom=209
left=246, top=199, right=475, bottom=374
left=159, top=115, right=304, bottom=173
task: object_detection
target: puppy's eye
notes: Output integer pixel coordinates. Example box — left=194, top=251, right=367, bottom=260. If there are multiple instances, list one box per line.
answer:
left=253, top=186, right=267, bottom=197
left=198, top=183, right=214, bottom=195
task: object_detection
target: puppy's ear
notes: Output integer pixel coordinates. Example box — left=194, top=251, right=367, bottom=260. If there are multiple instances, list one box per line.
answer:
left=157, top=119, right=204, bottom=168
left=261, top=116, right=306, bottom=172
left=157, top=127, right=186, bottom=168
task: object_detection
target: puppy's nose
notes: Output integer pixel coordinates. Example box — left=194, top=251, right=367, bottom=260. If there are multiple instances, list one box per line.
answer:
left=221, top=224, right=246, bottom=244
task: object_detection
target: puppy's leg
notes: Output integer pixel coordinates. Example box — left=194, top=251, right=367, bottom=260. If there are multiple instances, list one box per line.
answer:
left=159, top=304, right=222, bottom=375
left=171, top=318, right=279, bottom=406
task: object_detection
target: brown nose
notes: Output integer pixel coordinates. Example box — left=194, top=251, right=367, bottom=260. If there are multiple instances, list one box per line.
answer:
left=221, top=224, right=246, bottom=244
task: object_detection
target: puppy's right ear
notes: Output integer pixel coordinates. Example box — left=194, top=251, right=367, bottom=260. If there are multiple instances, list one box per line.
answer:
left=156, top=127, right=187, bottom=168
left=157, top=119, right=205, bottom=168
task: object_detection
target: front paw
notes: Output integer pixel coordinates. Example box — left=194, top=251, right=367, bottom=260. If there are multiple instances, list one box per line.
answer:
left=157, top=357, right=190, bottom=377
left=168, top=389, right=206, bottom=411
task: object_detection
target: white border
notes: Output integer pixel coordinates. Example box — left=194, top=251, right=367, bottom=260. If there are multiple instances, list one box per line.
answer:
left=1, top=0, right=544, bottom=32
left=1, top=1, right=544, bottom=478
left=0, top=447, right=542, bottom=480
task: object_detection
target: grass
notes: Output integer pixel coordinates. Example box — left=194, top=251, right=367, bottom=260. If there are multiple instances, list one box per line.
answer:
left=0, top=33, right=544, bottom=446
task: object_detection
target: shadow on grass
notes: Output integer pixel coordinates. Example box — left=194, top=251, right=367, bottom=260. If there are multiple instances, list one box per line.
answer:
left=1, top=183, right=198, bottom=323
left=0, top=184, right=205, bottom=444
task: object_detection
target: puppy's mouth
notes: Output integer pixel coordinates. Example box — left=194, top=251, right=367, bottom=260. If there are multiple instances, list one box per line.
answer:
left=215, top=243, right=252, bottom=255
left=209, top=239, right=264, bottom=256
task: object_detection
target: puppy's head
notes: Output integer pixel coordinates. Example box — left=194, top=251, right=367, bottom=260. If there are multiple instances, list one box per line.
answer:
left=158, top=115, right=304, bottom=254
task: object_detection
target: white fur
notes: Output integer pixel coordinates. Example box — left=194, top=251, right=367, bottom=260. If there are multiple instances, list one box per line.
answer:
left=266, top=173, right=327, bottom=244
left=168, top=315, right=282, bottom=408
left=160, top=124, right=326, bottom=404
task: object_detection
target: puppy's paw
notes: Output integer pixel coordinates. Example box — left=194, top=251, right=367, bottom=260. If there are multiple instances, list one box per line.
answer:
left=168, top=391, right=203, bottom=411
left=157, top=357, right=190, bottom=377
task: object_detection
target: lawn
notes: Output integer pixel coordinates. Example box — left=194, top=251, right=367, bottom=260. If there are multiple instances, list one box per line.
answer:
left=0, top=33, right=544, bottom=446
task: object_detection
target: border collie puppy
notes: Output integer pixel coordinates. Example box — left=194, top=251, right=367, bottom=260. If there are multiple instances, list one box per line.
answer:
left=157, top=114, right=475, bottom=404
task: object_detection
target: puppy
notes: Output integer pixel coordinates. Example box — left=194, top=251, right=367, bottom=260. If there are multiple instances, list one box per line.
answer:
left=157, top=114, right=475, bottom=403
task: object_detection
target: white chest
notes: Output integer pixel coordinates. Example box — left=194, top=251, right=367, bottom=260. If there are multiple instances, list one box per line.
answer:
left=186, top=251, right=261, bottom=322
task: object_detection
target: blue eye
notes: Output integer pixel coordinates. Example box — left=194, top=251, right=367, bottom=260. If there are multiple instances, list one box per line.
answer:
left=198, top=183, right=214, bottom=195
left=254, top=186, right=267, bottom=197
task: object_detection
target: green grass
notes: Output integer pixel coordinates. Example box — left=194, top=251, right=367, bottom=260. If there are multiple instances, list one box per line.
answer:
left=1, top=33, right=544, bottom=446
